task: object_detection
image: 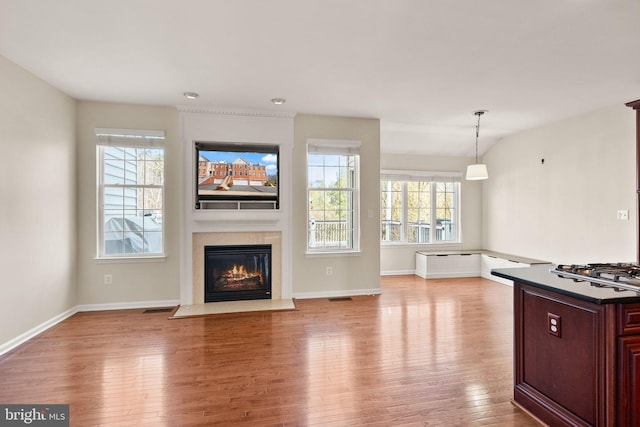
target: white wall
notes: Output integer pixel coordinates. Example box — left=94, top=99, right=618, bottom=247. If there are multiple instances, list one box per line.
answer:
left=483, top=104, right=636, bottom=264
left=0, top=56, right=76, bottom=346
left=379, top=154, right=483, bottom=275
left=292, top=114, right=381, bottom=297
left=75, top=102, right=180, bottom=305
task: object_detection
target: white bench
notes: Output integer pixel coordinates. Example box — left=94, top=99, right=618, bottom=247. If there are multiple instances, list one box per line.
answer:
left=415, top=250, right=550, bottom=286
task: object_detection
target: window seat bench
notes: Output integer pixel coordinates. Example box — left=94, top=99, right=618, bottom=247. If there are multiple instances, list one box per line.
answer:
left=415, top=250, right=551, bottom=286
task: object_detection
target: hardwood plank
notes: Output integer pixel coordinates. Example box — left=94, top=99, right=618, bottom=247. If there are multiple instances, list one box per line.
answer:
left=0, top=275, right=540, bottom=426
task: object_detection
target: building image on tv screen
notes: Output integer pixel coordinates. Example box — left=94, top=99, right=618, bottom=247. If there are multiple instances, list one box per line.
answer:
left=196, top=143, right=279, bottom=206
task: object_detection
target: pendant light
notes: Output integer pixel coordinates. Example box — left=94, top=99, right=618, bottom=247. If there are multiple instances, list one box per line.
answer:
left=466, top=110, right=489, bottom=180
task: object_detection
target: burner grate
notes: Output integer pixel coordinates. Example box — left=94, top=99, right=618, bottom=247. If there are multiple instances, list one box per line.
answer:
left=552, top=263, right=640, bottom=293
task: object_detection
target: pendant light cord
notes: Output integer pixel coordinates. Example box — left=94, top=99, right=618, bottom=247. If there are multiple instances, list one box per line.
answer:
left=474, top=110, right=485, bottom=163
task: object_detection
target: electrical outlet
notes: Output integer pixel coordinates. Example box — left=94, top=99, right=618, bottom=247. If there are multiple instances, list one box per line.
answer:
left=548, top=312, right=561, bottom=337
left=326, top=267, right=333, bottom=276
left=104, top=274, right=113, bottom=285
left=617, top=210, right=629, bottom=220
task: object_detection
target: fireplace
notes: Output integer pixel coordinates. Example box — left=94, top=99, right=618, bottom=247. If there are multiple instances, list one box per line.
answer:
left=204, top=244, right=272, bottom=302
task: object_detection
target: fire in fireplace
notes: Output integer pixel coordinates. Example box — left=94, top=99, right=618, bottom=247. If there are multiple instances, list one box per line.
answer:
left=204, top=244, right=272, bottom=302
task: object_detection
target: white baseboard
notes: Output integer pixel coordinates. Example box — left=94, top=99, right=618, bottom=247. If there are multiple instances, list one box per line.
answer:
left=76, top=299, right=180, bottom=312
left=0, top=306, right=79, bottom=357
left=293, top=288, right=381, bottom=300
left=419, top=271, right=481, bottom=279
left=381, top=270, right=415, bottom=276
left=0, top=299, right=180, bottom=357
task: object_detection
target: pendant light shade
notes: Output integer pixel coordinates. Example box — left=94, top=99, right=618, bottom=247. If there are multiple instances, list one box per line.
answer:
left=466, top=110, right=489, bottom=181
left=466, top=163, right=488, bottom=180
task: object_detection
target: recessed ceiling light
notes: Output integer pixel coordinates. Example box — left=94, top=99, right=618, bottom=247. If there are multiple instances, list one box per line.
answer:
left=271, top=98, right=286, bottom=105
left=183, top=92, right=200, bottom=99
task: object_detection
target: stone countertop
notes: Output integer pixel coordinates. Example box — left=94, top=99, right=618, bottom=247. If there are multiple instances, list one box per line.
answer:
left=492, top=264, right=640, bottom=304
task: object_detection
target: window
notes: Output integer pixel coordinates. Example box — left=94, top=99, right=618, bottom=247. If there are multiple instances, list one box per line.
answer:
left=96, top=128, right=165, bottom=258
left=307, top=139, right=360, bottom=252
left=381, top=171, right=460, bottom=244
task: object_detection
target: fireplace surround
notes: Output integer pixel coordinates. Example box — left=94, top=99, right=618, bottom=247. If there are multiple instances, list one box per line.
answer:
left=192, top=231, right=282, bottom=305
left=204, top=244, right=272, bottom=302
left=180, top=107, right=294, bottom=306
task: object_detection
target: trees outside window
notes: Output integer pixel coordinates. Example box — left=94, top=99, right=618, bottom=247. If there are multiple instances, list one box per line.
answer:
left=307, top=140, right=360, bottom=253
left=381, top=174, right=459, bottom=244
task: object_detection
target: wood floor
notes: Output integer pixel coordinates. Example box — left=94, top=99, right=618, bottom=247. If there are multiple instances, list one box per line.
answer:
left=0, top=275, right=540, bottom=426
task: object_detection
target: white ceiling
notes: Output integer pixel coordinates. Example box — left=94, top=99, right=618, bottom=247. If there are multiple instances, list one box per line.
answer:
left=1, top=0, right=639, bottom=156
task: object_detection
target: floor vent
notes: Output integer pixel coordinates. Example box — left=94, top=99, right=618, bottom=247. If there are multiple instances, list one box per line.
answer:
left=143, top=308, right=175, bottom=314
left=328, top=297, right=352, bottom=302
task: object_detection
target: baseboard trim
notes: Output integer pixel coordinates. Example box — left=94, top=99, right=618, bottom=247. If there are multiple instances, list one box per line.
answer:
left=292, top=288, right=381, bottom=300
left=0, top=306, right=79, bottom=357
left=0, top=299, right=180, bottom=357
left=419, top=271, right=481, bottom=279
left=76, top=299, right=180, bottom=312
left=511, top=399, right=549, bottom=426
left=381, top=270, right=415, bottom=276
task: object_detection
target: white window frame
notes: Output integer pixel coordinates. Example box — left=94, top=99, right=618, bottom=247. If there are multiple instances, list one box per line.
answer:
left=96, top=128, right=166, bottom=259
left=306, top=139, right=361, bottom=254
left=380, top=170, right=461, bottom=245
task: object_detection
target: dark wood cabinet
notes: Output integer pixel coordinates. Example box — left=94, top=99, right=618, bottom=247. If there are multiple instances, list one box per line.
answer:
left=496, top=266, right=640, bottom=426
left=616, top=303, right=640, bottom=426
left=514, top=283, right=611, bottom=426
left=617, top=336, right=640, bottom=426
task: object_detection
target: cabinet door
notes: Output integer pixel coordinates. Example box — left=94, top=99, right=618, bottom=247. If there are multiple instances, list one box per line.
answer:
left=423, top=254, right=480, bottom=278
left=618, top=336, right=640, bottom=426
left=514, top=283, right=607, bottom=426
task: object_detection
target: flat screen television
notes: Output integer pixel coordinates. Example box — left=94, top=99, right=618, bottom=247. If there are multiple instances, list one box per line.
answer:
left=195, top=142, right=279, bottom=210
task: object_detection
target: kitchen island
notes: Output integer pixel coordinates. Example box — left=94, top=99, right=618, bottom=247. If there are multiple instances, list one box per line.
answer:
left=492, top=264, right=640, bottom=427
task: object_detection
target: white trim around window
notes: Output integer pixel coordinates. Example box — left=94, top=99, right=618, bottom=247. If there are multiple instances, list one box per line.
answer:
left=306, top=139, right=361, bottom=254
left=96, top=128, right=166, bottom=259
left=381, top=170, right=461, bottom=246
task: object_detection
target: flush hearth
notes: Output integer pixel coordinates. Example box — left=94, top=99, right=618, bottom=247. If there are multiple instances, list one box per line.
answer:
left=204, top=244, right=272, bottom=303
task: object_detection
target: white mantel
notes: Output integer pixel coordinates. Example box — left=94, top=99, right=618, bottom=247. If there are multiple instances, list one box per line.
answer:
left=179, top=106, right=295, bottom=305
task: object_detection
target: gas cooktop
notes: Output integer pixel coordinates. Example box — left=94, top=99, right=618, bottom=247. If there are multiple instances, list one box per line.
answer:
left=551, top=263, right=640, bottom=293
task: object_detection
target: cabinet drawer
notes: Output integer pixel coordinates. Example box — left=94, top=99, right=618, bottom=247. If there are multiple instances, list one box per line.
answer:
left=618, top=304, right=640, bottom=335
